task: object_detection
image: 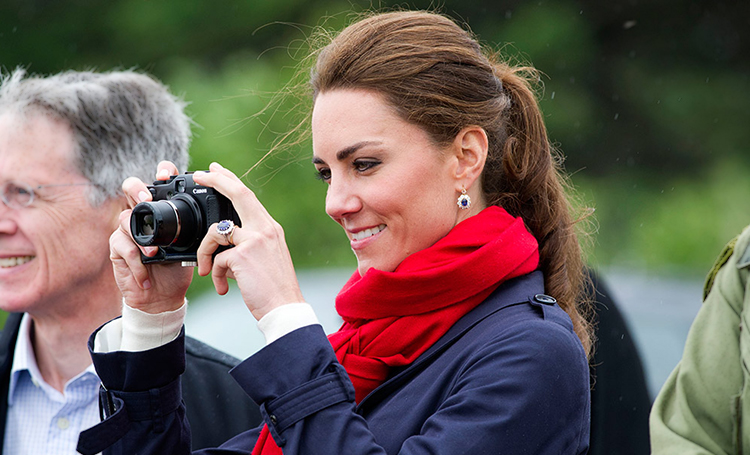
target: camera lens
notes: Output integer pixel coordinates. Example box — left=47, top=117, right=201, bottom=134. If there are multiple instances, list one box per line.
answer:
left=130, top=195, right=201, bottom=248
left=131, top=201, right=179, bottom=246
left=140, top=214, right=155, bottom=236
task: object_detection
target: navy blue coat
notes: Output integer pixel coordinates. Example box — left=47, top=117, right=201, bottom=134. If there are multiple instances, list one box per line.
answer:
left=78, top=271, right=590, bottom=455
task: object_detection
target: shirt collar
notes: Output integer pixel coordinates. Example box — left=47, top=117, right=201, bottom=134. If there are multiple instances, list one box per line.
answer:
left=8, top=314, right=97, bottom=405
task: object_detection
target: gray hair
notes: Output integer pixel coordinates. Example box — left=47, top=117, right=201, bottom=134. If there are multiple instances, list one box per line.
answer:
left=0, top=68, right=191, bottom=205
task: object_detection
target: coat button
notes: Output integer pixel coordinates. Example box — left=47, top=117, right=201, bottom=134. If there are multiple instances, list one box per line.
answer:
left=533, top=294, right=557, bottom=305
left=270, top=414, right=278, bottom=425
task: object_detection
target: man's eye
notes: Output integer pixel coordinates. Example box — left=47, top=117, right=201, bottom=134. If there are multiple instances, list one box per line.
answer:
left=9, top=185, right=30, bottom=196
left=315, top=168, right=331, bottom=181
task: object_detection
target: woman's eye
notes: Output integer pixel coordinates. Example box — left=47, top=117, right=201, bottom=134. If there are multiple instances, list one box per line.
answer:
left=314, top=168, right=331, bottom=182
left=354, top=160, right=380, bottom=173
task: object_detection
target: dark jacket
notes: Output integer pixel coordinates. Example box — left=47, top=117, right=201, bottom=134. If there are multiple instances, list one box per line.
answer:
left=0, top=312, right=262, bottom=452
left=587, top=270, right=651, bottom=455
left=78, top=271, right=591, bottom=455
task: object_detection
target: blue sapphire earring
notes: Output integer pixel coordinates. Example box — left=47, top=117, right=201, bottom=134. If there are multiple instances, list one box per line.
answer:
left=457, top=187, right=471, bottom=210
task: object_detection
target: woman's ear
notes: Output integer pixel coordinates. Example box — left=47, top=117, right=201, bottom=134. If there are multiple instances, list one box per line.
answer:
left=451, top=126, right=488, bottom=187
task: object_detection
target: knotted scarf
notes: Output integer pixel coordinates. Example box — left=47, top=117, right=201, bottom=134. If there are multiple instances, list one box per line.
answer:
left=251, top=206, right=539, bottom=454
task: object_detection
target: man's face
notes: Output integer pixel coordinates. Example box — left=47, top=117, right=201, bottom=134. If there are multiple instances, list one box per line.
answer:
left=0, top=112, right=122, bottom=315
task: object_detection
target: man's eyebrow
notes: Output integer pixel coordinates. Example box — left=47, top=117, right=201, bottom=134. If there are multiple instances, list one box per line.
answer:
left=312, top=141, right=382, bottom=164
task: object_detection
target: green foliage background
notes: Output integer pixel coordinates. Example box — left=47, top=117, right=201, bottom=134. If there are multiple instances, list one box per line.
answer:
left=1, top=0, right=748, bottom=302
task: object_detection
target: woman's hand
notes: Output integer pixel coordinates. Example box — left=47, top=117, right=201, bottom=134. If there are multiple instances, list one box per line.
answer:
left=109, top=161, right=193, bottom=314
left=193, top=162, right=304, bottom=321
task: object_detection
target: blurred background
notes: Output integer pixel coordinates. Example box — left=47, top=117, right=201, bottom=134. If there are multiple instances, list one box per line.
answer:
left=1, top=0, right=747, bottom=399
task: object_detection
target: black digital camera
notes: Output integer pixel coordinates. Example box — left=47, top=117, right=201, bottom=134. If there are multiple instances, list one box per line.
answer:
left=129, top=172, right=240, bottom=265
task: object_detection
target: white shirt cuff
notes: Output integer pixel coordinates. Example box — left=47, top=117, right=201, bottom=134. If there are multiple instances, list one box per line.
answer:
left=257, top=303, right=320, bottom=345
left=94, top=300, right=187, bottom=353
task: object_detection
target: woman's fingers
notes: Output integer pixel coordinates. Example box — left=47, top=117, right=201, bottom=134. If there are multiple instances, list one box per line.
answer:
left=190, top=162, right=304, bottom=319
left=196, top=220, right=239, bottom=276
left=121, top=161, right=180, bottom=207
left=111, top=210, right=152, bottom=290
left=122, top=177, right=151, bottom=208
left=196, top=225, right=222, bottom=276
left=110, top=209, right=193, bottom=312
left=192, top=163, right=270, bottom=227
left=211, top=255, right=231, bottom=296
left=156, top=160, right=180, bottom=181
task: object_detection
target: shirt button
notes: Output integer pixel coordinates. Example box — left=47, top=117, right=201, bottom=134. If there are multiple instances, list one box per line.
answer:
left=57, top=417, right=70, bottom=430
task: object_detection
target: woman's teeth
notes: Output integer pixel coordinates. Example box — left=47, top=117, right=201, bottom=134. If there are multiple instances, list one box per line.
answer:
left=352, top=225, right=386, bottom=241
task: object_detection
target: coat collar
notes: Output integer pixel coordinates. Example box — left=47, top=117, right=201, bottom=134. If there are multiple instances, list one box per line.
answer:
left=357, top=271, right=544, bottom=412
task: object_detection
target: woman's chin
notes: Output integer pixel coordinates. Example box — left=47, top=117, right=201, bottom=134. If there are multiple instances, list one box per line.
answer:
left=355, top=259, right=400, bottom=276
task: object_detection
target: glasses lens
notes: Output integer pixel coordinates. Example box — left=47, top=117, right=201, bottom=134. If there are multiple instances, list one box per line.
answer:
left=1, top=182, right=33, bottom=207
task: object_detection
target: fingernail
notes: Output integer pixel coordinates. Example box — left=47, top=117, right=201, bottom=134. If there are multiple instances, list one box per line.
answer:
left=211, top=162, right=224, bottom=170
left=145, top=246, right=158, bottom=255
left=138, top=191, right=150, bottom=202
left=142, top=279, right=151, bottom=290
left=158, top=169, right=170, bottom=179
left=193, top=170, right=205, bottom=177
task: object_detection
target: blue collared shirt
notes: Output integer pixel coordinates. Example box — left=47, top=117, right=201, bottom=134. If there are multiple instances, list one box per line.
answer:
left=4, top=314, right=101, bottom=455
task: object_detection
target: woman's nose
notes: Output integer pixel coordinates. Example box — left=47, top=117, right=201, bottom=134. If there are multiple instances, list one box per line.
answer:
left=325, top=178, right=361, bottom=220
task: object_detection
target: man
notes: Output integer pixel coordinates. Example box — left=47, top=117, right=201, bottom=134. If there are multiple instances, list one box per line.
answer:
left=0, top=68, right=260, bottom=454
left=650, top=225, right=750, bottom=453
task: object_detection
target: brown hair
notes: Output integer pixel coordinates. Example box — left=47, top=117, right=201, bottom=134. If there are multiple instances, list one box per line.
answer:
left=309, top=10, right=594, bottom=356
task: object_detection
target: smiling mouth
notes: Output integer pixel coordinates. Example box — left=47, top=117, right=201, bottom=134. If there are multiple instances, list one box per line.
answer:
left=351, top=225, right=386, bottom=241
left=0, top=256, right=34, bottom=268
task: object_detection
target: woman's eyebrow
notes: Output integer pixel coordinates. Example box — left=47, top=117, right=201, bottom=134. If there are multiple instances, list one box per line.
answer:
left=312, top=141, right=382, bottom=165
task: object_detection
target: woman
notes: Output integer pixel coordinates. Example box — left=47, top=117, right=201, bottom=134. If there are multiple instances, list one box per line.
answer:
left=77, top=10, right=592, bottom=455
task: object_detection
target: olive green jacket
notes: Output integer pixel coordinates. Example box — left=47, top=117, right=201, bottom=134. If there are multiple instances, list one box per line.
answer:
left=650, top=225, right=750, bottom=454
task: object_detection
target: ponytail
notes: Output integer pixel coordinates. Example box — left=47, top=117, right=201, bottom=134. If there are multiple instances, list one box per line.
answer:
left=485, top=64, right=595, bottom=357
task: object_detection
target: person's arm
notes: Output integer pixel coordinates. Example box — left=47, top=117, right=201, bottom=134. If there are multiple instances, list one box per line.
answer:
left=650, top=229, right=750, bottom=454
left=229, top=318, right=589, bottom=455
left=77, top=299, right=320, bottom=455
left=77, top=320, right=193, bottom=455
left=80, top=306, right=589, bottom=455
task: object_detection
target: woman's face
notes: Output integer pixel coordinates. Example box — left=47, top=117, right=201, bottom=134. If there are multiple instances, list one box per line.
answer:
left=312, top=88, right=462, bottom=275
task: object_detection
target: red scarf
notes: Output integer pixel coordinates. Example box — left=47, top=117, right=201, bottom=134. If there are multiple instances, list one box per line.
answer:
left=251, top=206, right=539, bottom=455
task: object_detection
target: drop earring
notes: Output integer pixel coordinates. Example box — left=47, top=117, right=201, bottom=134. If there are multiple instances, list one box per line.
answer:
left=457, top=186, right=471, bottom=210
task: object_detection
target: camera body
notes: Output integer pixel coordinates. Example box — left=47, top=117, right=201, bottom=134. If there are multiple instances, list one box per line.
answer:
left=129, top=172, right=240, bottom=265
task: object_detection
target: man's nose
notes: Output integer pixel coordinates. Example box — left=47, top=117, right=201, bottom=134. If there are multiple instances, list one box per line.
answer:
left=0, top=203, right=19, bottom=235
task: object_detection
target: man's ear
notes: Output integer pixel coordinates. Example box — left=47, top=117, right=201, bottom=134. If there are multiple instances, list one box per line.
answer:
left=99, top=194, right=130, bottom=232
left=451, top=126, right=488, bottom=187
left=105, top=194, right=130, bottom=221
left=115, top=194, right=129, bottom=212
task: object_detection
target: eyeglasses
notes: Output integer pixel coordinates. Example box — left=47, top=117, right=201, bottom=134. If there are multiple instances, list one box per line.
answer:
left=1, top=181, right=98, bottom=208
